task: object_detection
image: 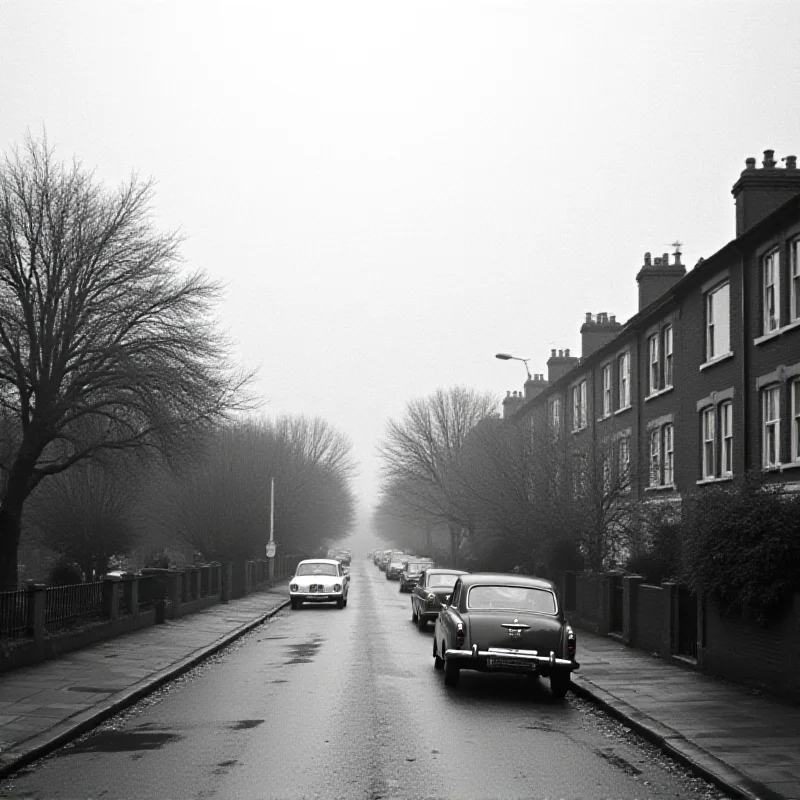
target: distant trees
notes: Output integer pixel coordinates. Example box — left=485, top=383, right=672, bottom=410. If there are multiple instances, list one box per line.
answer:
left=149, top=416, right=356, bottom=563
left=376, top=387, right=498, bottom=565
left=0, top=135, right=251, bottom=589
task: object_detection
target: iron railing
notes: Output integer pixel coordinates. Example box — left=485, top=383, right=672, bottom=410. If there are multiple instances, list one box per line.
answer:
left=45, top=581, right=104, bottom=633
left=0, top=588, right=28, bottom=639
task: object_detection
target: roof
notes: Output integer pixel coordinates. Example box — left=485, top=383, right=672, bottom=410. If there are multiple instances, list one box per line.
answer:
left=457, top=573, right=557, bottom=591
left=297, top=558, right=342, bottom=566
left=424, top=568, right=469, bottom=575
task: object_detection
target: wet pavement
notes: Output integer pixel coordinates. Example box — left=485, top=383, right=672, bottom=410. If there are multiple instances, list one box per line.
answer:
left=0, top=565, right=798, bottom=798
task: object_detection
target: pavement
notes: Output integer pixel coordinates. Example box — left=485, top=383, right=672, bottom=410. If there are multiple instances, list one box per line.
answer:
left=0, top=586, right=799, bottom=800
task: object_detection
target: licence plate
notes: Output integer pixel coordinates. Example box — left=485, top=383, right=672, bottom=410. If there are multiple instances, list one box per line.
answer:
left=486, top=657, right=535, bottom=671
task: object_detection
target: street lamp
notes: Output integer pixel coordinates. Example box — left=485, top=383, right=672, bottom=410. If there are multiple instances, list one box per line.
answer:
left=495, top=352, right=532, bottom=380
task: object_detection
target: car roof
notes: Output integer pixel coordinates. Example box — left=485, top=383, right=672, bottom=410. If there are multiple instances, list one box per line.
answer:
left=424, top=568, right=469, bottom=575
left=297, top=559, right=342, bottom=566
left=456, top=573, right=556, bottom=591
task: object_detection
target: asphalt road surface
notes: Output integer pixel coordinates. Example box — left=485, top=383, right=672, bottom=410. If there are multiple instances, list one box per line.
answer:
left=1, top=560, right=730, bottom=800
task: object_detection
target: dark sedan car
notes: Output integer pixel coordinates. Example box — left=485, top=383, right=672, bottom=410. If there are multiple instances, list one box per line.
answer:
left=432, top=573, right=578, bottom=697
left=399, top=559, right=434, bottom=593
left=411, top=568, right=468, bottom=630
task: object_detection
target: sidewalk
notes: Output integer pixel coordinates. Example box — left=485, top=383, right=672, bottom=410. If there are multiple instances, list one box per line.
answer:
left=0, top=585, right=290, bottom=778
left=572, top=631, right=800, bottom=800
left=1, top=592, right=799, bottom=799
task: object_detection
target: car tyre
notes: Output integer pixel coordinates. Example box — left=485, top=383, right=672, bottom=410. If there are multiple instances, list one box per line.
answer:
left=417, top=615, right=427, bottom=631
left=343, top=596, right=348, bottom=607
left=444, top=656, right=460, bottom=687
left=411, top=604, right=418, bottom=623
left=336, top=597, right=344, bottom=609
left=290, top=598, right=300, bottom=610
left=550, top=671, right=570, bottom=698
left=433, top=639, right=444, bottom=670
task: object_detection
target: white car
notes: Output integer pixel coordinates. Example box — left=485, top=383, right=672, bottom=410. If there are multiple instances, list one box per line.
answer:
left=289, top=559, right=349, bottom=610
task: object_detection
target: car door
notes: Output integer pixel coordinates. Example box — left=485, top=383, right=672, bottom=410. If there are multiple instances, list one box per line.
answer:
left=439, top=579, right=463, bottom=648
left=413, top=571, right=426, bottom=614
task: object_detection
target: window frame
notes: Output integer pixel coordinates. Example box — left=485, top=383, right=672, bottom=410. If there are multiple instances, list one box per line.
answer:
left=618, top=436, right=630, bottom=490
left=663, top=325, right=674, bottom=388
left=702, top=407, right=716, bottom=479
left=572, top=380, right=587, bottom=431
left=705, top=282, right=730, bottom=360
left=720, top=401, right=733, bottom=477
left=792, top=379, right=800, bottom=463
left=617, top=351, right=630, bottom=408
left=762, top=385, right=781, bottom=468
left=662, top=423, right=674, bottom=486
left=649, top=428, right=661, bottom=487
left=601, top=363, right=612, bottom=417
left=791, top=239, right=800, bottom=324
left=648, top=334, right=660, bottom=395
left=763, top=249, right=781, bottom=334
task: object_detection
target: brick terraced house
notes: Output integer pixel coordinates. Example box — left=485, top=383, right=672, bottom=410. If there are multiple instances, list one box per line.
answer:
left=504, top=150, right=800, bottom=513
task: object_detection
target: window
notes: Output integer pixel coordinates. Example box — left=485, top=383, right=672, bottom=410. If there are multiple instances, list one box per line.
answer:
left=648, top=334, right=660, bottom=394
left=702, top=408, right=716, bottom=479
left=618, top=352, right=630, bottom=408
left=663, top=423, right=674, bottom=485
left=602, top=456, right=612, bottom=495
left=649, top=428, right=661, bottom=487
left=572, top=380, right=587, bottom=431
left=792, top=380, right=800, bottom=463
left=762, top=386, right=781, bottom=467
left=763, top=250, right=780, bottom=333
left=618, top=436, right=630, bottom=489
left=720, top=402, right=733, bottom=476
left=663, top=325, right=673, bottom=387
left=792, top=240, right=800, bottom=323
left=706, top=282, right=730, bottom=359
left=549, top=397, right=561, bottom=431
left=601, top=364, right=612, bottom=417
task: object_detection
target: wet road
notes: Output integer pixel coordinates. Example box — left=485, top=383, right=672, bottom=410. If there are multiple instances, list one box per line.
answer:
left=1, top=560, right=729, bottom=799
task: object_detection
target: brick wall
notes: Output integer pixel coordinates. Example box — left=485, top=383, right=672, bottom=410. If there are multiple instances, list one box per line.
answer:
left=702, top=593, right=800, bottom=702
left=572, top=572, right=605, bottom=633
left=634, top=584, right=669, bottom=655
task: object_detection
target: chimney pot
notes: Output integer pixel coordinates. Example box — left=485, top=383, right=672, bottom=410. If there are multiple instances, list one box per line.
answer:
left=785, top=155, right=797, bottom=170
left=585, top=312, right=592, bottom=322
left=506, top=390, right=511, bottom=397
left=663, top=252, right=669, bottom=264
left=763, top=149, right=776, bottom=168
left=644, top=252, right=652, bottom=265
left=610, top=314, right=616, bottom=324
left=558, top=349, right=563, bottom=357
left=565, top=348, right=571, bottom=357
left=551, top=348, right=556, bottom=357
left=745, top=157, right=757, bottom=169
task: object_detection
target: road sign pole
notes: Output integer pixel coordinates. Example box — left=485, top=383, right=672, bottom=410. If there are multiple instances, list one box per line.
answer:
left=268, top=477, right=275, bottom=582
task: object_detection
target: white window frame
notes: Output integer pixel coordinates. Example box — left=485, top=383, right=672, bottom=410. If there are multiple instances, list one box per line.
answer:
left=792, top=379, right=800, bottom=463
left=663, top=325, right=673, bottom=388
left=601, top=364, right=612, bottom=417
left=763, top=250, right=781, bottom=334
left=762, top=386, right=781, bottom=468
left=648, top=334, right=660, bottom=395
left=649, top=428, right=661, bottom=487
left=791, top=240, right=800, bottom=323
left=618, top=436, right=630, bottom=490
left=662, top=423, right=674, bottom=486
left=572, top=380, right=587, bottom=431
left=618, top=352, right=630, bottom=408
left=702, top=407, right=716, bottom=479
left=706, top=282, right=730, bottom=360
left=720, top=402, right=733, bottom=476
left=550, top=397, right=561, bottom=430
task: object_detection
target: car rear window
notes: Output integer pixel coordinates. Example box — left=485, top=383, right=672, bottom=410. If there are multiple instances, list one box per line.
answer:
left=427, top=574, right=459, bottom=589
left=467, top=585, right=556, bottom=614
left=296, top=563, right=338, bottom=576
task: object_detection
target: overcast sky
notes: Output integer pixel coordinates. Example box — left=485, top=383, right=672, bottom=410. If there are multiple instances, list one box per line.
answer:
left=2, top=0, right=800, bottom=533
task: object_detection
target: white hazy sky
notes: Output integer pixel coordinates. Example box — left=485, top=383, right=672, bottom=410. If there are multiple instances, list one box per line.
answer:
left=2, top=0, right=800, bottom=529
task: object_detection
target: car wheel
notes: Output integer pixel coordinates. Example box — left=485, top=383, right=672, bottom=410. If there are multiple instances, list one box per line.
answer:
left=444, top=656, right=460, bottom=687
left=411, top=603, right=418, bottom=623
left=550, top=671, right=570, bottom=698
left=336, top=597, right=344, bottom=609
left=433, top=639, right=444, bottom=670
left=290, top=598, right=299, bottom=610
left=417, top=615, right=427, bottom=631
left=343, top=596, right=348, bottom=607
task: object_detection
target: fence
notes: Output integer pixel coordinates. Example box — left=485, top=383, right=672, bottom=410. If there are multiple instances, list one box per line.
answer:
left=45, top=581, right=104, bottom=633
left=0, top=588, right=28, bottom=639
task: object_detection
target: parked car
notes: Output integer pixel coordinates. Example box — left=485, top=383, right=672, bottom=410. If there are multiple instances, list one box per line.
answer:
left=411, top=568, right=468, bottom=629
left=432, top=573, right=578, bottom=697
left=385, top=556, right=410, bottom=580
left=378, top=550, right=394, bottom=571
left=399, top=559, right=434, bottom=593
left=289, top=559, right=349, bottom=610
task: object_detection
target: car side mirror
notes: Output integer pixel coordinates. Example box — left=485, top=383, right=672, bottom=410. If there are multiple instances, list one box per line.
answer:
left=444, top=594, right=451, bottom=605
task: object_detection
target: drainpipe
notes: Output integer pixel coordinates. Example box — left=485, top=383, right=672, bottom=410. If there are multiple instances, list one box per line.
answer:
left=730, top=242, right=748, bottom=471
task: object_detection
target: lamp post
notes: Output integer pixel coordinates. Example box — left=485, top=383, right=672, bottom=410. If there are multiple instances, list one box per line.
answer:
left=495, top=352, right=532, bottom=380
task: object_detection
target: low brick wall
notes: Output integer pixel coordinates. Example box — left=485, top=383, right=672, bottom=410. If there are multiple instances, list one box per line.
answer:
left=634, top=584, right=669, bottom=656
left=572, top=572, right=605, bottom=633
left=702, top=593, right=800, bottom=702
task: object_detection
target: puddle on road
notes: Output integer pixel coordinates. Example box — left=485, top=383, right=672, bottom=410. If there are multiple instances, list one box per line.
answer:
left=61, top=730, right=180, bottom=755
left=228, top=719, right=265, bottom=730
left=283, top=640, right=323, bottom=665
left=595, top=748, right=642, bottom=776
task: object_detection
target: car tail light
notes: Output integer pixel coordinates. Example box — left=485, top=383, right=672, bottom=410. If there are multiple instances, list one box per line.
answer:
left=426, top=593, right=435, bottom=606
left=334, top=584, right=342, bottom=591
left=290, top=584, right=298, bottom=592
left=456, top=623, right=465, bottom=649
left=566, top=626, right=576, bottom=658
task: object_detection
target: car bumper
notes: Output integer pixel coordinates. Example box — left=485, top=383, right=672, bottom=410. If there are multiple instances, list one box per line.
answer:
left=444, top=646, right=579, bottom=673
left=291, top=590, right=345, bottom=602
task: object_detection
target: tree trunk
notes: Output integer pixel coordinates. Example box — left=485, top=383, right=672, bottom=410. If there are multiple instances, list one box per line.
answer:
left=448, top=522, right=460, bottom=568
left=0, top=504, right=23, bottom=591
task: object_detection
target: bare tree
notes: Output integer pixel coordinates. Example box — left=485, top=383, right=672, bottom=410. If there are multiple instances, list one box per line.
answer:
left=0, top=135, right=252, bottom=589
left=377, top=387, right=498, bottom=565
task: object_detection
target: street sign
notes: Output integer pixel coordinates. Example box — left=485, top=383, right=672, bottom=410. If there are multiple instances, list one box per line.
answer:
left=266, top=542, right=276, bottom=559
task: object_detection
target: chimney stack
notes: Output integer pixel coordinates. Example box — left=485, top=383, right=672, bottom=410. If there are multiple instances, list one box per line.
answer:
left=636, top=250, right=686, bottom=311
left=547, top=349, right=579, bottom=384
left=502, top=390, right=526, bottom=420
left=524, top=373, right=548, bottom=401
left=732, top=149, right=800, bottom=236
left=581, top=310, right=623, bottom=358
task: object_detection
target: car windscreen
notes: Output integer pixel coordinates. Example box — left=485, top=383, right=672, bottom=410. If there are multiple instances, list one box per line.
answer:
left=467, top=585, right=556, bottom=614
left=389, top=561, right=404, bottom=568
left=296, top=563, right=338, bottom=577
left=426, top=574, right=460, bottom=589
left=408, top=562, right=432, bottom=573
